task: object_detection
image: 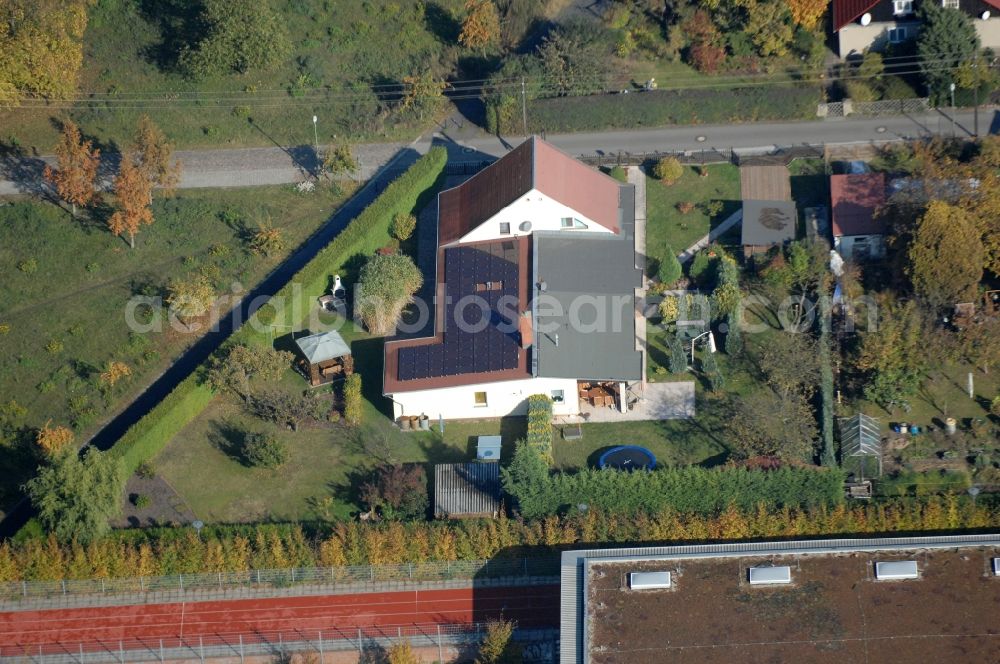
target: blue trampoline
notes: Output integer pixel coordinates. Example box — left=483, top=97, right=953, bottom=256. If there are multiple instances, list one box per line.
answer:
left=598, top=445, right=657, bottom=471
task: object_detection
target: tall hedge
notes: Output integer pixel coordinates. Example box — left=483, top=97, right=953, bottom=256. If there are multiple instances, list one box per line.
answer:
left=527, top=85, right=821, bottom=133
left=505, top=445, right=845, bottom=520
left=1, top=496, right=996, bottom=581
left=107, top=148, right=448, bottom=476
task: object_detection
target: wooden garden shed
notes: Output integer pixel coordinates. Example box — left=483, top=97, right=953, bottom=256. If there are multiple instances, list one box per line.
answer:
left=294, top=330, right=351, bottom=387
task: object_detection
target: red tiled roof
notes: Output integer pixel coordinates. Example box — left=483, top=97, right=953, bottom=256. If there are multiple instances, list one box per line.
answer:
left=830, top=173, right=887, bottom=237
left=833, top=0, right=881, bottom=31
left=437, top=137, right=620, bottom=246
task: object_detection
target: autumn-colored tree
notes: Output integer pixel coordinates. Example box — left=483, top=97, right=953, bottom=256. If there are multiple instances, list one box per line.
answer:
left=133, top=115, right=180, bottom=199
left=386, top=641, right=422, bottom=664
left=652, top=156, right=684, bottom=185
left=207, top=343, right=294, bottom=401
left=166, top=275, right=216, bottom=328
left=108, top=157, right=153, bottom=249
left=99, top=361, right=132, bottom=388
left=786, top=0, right=828, bottom=30
left=746, top=0, right=794, bottom=57
left=855, top=297, right=927, bottom=409
left=34, top=420, right=74, bottom=458
left=321, top=144, right=357, bottom=179
left=249, top=219, right=285, bottom=257
left=459, top=0, right=500, bottom=51
left=400, top=73, right=447, bottom=120
left=906, top=201, right=984, bottom=308
left=475, top=619, right=522, bottom=664
left=43, top=120, right=100, bottom=217
left=0, top=0, right=91, bottom=105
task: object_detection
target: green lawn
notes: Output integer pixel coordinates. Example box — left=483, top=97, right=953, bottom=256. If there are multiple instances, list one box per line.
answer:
left=644, top=165, right=741, bottom=276
left=0, top=184, right=350, bottom=518
left=552, top=419, right=728, bottom=471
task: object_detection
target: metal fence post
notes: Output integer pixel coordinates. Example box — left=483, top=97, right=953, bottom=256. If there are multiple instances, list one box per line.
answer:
left=317, top=631, right=324, bottom=664
left=218, top=572, right=222, bottom=591
left=178, top=574, right=183, bottom=593
left=61, top=580, right=66, bottom=595
left=22, top=580, right=26, bottom=597
left=357, top=628, right=363, bottom=657
left=119, top=641, right=124, bottom=664
left=437, top=625, right=443, bottom=663
left=238, top=635, right=244, bottom=664
left=79, top=643, right=84, bottom=664
left=199, top=637, right=204, bottom=664
left=159, top=639, right=163, bottom=662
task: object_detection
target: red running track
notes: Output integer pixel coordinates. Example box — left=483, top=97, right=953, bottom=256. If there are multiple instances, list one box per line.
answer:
left=0, top=585, right=559, bottom=649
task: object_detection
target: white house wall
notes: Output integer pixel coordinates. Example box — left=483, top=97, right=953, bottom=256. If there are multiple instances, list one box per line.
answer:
left=839, top=17, right=1000, bottom=57
left=389, top=377, right=580, bottom=420
left=457, top=188, right=614, bottom=244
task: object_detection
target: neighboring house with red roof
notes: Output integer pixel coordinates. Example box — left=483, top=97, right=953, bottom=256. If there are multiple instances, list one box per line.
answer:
left=833, top=0, right=1000, bottom=57
left=383, top=137, right=644, bottom=421
left=830, top=173, right=888, bottom=260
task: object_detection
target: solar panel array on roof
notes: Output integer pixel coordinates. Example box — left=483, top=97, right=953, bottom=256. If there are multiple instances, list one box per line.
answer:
left=397, top=243, right=520, bottom=381
left=875, top=560, right=919, bottom=580
left=748, top=566, right=792, bottom=585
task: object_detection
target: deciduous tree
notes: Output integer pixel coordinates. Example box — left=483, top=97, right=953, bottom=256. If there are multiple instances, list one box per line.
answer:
left=179, top=0, right=290, bottom=78
left=342, top=373, right=363, bottom=426
left=359, top=464, right=428, bottom=520
left=43, top=120, right=99, bottom=217
left=460, top=0, right=501, bottom=51
left=386, top=641, right=421, bottom=664
left=166, top=275, right=216, bottom=328
left=746, top=0, right=794, bottom=57
left=390, top=212, right=417, bottom=241
left=0, top=0, right=91, bottom=104
left=99, top=361, right=132, bottom=388
left=356, top=254, right=423, bottom=336
left=726, top=389, right=817, bottom=461
left=652, top=156, right=683, bottom=185
left=23, top=447, right=124, bottom=543
left=536, top=21, right=611, bottom=96
left=907, top=201, right=983, bottom=308
left=855, top=298, right=927, bottom=409
left=786, top=0, right=828, bottom=30
left=321, top=144, right=357, bottom=179
left=133, top=115, right=180, bottom=198
left=108, top=157, right=154, bottom=249
left=475, top=619, right=522, bottom=664
left=34, top=421, right=74, bottom=458
left=400, top=73, right=447, bottom=120
left=207, top=343, right=293, bottom=401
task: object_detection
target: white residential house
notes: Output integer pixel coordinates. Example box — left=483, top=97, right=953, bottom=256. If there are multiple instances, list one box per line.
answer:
left=383, top=137, right=644, bottom=421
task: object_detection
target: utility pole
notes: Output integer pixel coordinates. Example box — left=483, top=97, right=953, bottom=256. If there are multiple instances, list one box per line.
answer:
left=973, top=60, right=980, bottom=137
left=521, top=77, right=528, bottom=137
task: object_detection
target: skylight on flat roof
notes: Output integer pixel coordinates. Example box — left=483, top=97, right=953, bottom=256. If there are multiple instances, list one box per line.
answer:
left=993, top=558, right=1000, bottom=576
left=748, top=566, right=792, bottom=585
left=629, top=571, right=671, bottom=590
left=875, top=560, right=919, bottom=580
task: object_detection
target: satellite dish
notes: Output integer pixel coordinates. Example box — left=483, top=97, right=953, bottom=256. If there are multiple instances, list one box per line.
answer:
left=860, top=12, right=872, bottom=25
left=982, top=10, right=991, bottom=19
left=518, top=221, right=532, bottom=232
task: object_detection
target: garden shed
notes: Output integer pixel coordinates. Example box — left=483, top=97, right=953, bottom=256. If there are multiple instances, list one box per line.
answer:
left=434, top=462, right=501, bottom=519
left=741, top=199, right=797, bottom=258
left=294, top=330, right=352, bottom=387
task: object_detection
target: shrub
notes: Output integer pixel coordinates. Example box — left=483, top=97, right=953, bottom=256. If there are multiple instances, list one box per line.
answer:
left=703, top=200, right=724, bottom=218
left=242, top=431, right=288, bottom=469
left=652, top=156, right=683, bottom=185
left=136, top=461, right=156, bottom=479
left=658, top=296, right=679, bottom=323
left=359, top=464, right=428, bottom=519
left=17, top=258, right=37, bottom=273
left=608, top=165, right=627, bottom=182
left=356, top=254, right=423, bottom=335
left=676, top=201, right=695, bottom=214
left=35, top=421, right=75, bottom=458
left=132, top=494, right=152, bottom=509
left=688, top=250, right=714, bottom=284
left=248, top=390, right=315, bottom=432
left=45, top=339, right=63, bottom=354
left=526, top=395, right=553, bottom=459
left=249, top=222, right=285, bottom=257
left=657, top=246, right=682, bottom=286
left=668, top=334, right=688, bottom=373
left=390, top=212, right=417, bottom=241
left=343, top=373, right=362, bottom=426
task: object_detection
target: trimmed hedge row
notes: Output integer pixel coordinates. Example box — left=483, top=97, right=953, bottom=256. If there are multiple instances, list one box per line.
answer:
left=106, top=148, right=449, bottom=476
left=506, top=444, right=845, bottom=519
left=2, top=496, right=997, bottom=580
left=237, top=147, right=448, bottom=345
left=527, top=85, right=821, bottom=134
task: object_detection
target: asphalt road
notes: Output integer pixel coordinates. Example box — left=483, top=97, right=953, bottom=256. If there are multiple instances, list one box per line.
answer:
left=1, top=109, right=990, bottom=195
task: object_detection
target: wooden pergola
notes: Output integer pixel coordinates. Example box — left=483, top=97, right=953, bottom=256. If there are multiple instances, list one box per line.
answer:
left=294, top=330, right=351, bottom=387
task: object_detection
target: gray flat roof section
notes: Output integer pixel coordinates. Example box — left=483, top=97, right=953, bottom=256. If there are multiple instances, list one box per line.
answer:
left=533, top=185, right=643, bottom=382
left=741, top=199, right=797, bottom=247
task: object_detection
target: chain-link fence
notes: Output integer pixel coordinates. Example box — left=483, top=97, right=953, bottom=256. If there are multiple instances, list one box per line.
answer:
left=819, top=97, right=931, bottom=118
left=0, top=557, right=560, bottom=609
left=0, top=623, right=559, bottom=664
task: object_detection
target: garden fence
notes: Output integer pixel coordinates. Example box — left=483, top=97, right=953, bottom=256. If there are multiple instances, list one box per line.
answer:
left=0, top=623, right=559, bottom=664
left=0, top=557, right=560, bottom=609
left=818, top=97, right=931, bottom=118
